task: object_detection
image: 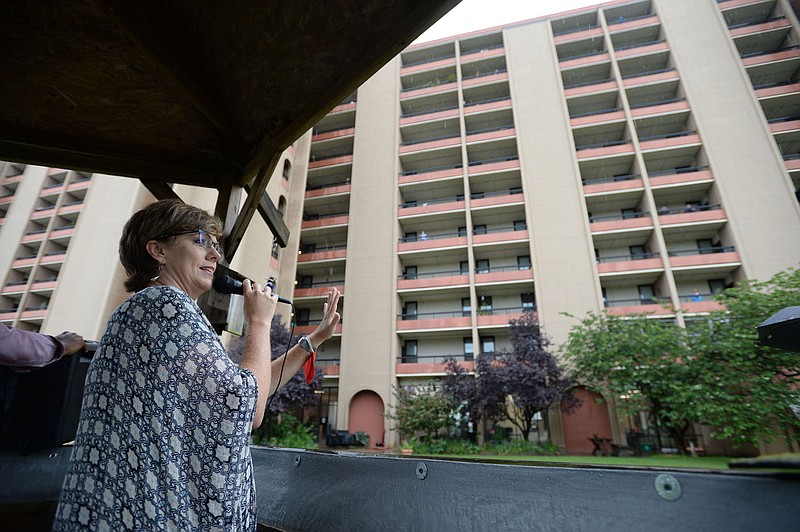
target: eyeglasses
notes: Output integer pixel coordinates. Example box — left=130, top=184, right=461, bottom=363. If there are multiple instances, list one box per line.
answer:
left=156, top=229, right=223, bottom=255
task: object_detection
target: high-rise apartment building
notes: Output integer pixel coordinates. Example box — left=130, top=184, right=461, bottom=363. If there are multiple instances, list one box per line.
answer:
left=2, top=0, right=799, bottom=454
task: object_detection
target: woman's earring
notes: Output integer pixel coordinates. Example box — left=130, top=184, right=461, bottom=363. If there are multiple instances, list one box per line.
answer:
left=150, top=263, right=164, bottom=282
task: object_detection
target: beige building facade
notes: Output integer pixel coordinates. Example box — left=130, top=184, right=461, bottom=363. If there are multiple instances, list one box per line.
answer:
left=2, top=0, right=800, bottom=453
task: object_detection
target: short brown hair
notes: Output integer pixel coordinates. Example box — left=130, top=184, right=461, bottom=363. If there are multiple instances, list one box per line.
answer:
left=119, top=199, right=223, bottom=292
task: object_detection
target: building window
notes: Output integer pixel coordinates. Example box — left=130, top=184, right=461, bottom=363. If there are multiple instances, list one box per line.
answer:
left=521, top=293, right=535, bottom=311
left=480, top=335, right=495, bottom=354
left=405, top=231, right=417, bottom=242
left=708, top=279, right=726, bottom=294
left=479, top=295, right=493, bottom=314
left=517, top=255, right=531, bottom=270
left=460, top=261, right=469, bottom=275
left=282, top=160, right=291, bottom=181
left=475, top=259, right=490, bottom=274
left=629, top=245, right=645, bottom=259
left=463, top=337, right=474, bottom=361
left=402, top=340, right=418, bottom=363
left=513, top=220, right=527, bottom=231
left=458, top=226, right=467, bottom=237
left=296, top=308, right=310, bottom=326
left=300, top=275, right=313, bottom=288
left=462, top=297, right=472, bottom=317
left=473, top=224, right=487, bottom=235
left=638, top=284, right=656, bottom=303
left=404, top=266, right=417, bottom=280
left=403, top=301, right=418, bottom=320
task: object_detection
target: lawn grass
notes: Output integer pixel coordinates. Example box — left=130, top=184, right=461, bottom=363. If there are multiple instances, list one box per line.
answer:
left=431, top=453, right=734, bottom=470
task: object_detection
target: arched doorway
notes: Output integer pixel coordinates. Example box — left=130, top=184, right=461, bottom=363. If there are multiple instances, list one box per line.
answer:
left=348, top=390, right=384, bottom=448
left=561, top=387, right=612, bottom=455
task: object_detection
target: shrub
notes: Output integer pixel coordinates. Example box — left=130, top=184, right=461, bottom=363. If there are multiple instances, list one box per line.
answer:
left=253, top=413, right=318, bottom=449
left=483, top=440, right=558, bottom=456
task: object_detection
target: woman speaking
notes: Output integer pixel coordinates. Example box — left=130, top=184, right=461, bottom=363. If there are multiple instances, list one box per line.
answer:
left=54, top=199, right=340, bottom=530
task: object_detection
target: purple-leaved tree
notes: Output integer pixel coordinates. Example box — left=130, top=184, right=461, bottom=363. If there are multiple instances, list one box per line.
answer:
left=443, top=312, right=578, bottom=441
left=228, top=314, right=323, bottom=430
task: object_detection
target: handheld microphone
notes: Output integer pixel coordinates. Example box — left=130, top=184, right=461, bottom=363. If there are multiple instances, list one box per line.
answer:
left=213, top=274, right=292, bottom=304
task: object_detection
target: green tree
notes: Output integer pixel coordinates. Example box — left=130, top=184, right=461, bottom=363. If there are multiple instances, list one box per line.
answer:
left=385, top=382, right=455, bottom=443
left=561, top=312, right=698, bottom=451
left=686, top=268, right=800, bottom=447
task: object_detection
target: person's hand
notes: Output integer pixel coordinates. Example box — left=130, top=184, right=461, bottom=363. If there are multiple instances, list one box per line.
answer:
left=56, top=331, right=86, bottom=356
left=308, top=287, right=341, bottom=349
left=242, top=279, right=278, bottom=328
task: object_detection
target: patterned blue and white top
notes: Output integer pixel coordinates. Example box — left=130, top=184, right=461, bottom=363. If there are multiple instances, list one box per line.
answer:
left=54, top=286, right=259, bottom=531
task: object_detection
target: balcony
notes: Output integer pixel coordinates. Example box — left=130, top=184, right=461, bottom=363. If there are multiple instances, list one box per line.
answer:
left=658, top=204, right=726, bottom=227
left=553, top=25, right=602, bottom=44
left=396, top=310, right=471, bottom=332
left=742, top=45, right=800, bottom=67
left=630, top=98, right=690, bottom=118
left=622, top=67, right=679, bottom=88
left=604, top=297, right=672, bottom=316
left=398, top=270, right=469, bottom=291
left=398, top=196, right=465, bottom=217
left=607, top=13, right=660, bottom=33
left=597, top=252, right=663, bottom=275
left=467, top=156, right=520, bottom=175
left=564, top=77, right=617, bottom=98
left=398, top=231, right=468, bottom=253
left=400, top=81, right=458, bottom=100
left=755, top=80, right=800, bottom=98
left=472, top=225, right=528, bottom=246
left=400, top=55, right=457, bottom=75
left=462, top=70, right=509, bottom=89
left=649, top=166, right=713, bottom=188
left=295, top=322, right=343, bottom=337
left=463, top=97, right=512, bottom=115
left=305, top=182, right=351, bottom=199
left=58, top=201, right=83, bottom=214
left=576, top=139, right=634, bottom=159
left=614, top=40, right=669, bottom=59
left=559, top=50, right=610, bottom=69
left=2, top=280, right=29, bottom=294
left=590, top=212, right=653, bottom=233
left=729, top=16, right=790, bottom=37
left=768, top=114, right=800, bottom=133
left=465, top=125, right=515, bottom=144
left=677, top=293, right=726, bottom=313
left=308, top=152, right=353, bottom=170
left=638, top=131, right=701, bottom=152
left=399, top=133, right=462, bottom=155
left=297, top=245, right=347, bottom=263
left=668, top=246, right=741, bottom=269
left=470, top=189, right=524, bottom=209
left=311, top=127, right=355, bottom=143
left=396, top=355, right=475, bottom=376
left=474, top=265, right=534, bottom=285
left=571, top=107, right=626, bottom=127
left=400, top=104, right=460, bottom=126
left=476, top=306, right=529, bottom=327
left=583, top=174, right=644, bottom=195
left=399, top=163, right=463, bottom=185
left=301, top=212, right=349, bottom=230
left=294, top=281, right=345, bottom=301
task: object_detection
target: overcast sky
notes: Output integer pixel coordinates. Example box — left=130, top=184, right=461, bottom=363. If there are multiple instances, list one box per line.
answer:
left=415, top=0, right=603, bottom=43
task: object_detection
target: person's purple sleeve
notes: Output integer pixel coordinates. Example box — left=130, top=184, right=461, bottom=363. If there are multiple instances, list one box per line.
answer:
left=0, top=324, right=65, bottom=371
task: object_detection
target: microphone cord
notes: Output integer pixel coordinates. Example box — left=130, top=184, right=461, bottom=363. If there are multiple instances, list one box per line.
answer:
left=265, top=303, right=295, bottom=418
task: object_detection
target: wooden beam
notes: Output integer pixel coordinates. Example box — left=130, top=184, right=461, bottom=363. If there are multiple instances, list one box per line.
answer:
left=99, top=0, right=244, bottom=161
left=215, top=181, right=244, bottom=265
left=224, top=154, right=283, bottom=260
left=140, top=180, right=180, bottom=201
left=247, top=185, right=290, bottom=248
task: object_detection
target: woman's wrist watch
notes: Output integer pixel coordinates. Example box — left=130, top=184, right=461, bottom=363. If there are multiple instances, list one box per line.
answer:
left=298, top=335, right=316, bottom=354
